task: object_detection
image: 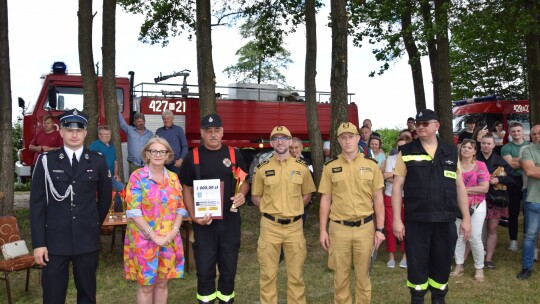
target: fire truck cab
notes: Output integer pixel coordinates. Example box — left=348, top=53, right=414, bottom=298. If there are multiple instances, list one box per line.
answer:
left=452, top=95, right=530, bottom=144
left=16, top=62, right=359, bottom=179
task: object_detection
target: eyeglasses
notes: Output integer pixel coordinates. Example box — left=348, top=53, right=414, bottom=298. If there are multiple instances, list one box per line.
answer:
left=415, top=121, right=436, bottom=128
left=271, top=137, right=290, bottom=142
left=148, top=149, right=168, bottom=156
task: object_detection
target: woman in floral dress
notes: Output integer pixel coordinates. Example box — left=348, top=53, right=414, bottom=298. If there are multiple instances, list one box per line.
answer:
left=124, top=137, right=189, bottom=303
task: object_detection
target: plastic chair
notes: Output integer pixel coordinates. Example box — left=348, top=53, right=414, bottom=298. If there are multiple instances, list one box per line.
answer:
left=0, top=216, right=39, bottom=304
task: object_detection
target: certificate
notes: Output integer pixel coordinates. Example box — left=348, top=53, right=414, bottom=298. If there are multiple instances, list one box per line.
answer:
left=193, top=179, right=224, bottom=219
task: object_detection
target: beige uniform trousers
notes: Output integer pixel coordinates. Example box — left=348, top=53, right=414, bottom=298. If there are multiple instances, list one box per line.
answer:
left=328, top=221, right=374, bottom=304
left=257, top=216, right=307, bottom=304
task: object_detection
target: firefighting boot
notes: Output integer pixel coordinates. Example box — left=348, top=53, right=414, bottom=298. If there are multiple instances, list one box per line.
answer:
left=410, top=289, right=428, bottom=304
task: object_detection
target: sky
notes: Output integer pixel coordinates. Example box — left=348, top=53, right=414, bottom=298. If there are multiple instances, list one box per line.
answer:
left=7, top=0, right=434, bottom=130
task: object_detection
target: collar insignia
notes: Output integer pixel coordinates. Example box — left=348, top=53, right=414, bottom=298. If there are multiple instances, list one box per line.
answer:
left=59, top=153, right=65, bottom=160
left=84, top=153, right=89, bottom=160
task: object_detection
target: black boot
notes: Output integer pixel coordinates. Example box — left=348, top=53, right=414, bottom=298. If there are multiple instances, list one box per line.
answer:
left=430, top=287, right=448, bottom=304
left=410, top=289, right=428, bottom=304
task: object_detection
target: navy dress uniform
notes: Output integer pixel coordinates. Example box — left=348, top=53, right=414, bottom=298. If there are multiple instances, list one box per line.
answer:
left=30, top=109, right=112, bottom=304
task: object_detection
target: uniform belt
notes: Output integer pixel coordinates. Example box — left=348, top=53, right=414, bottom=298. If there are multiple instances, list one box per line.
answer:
left=332, top=214, right=373, bottom=227
left=263, top=213, right=302, bottom=225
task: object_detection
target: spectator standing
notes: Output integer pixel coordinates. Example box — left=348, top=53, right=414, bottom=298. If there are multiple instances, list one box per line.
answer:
left=458, top=117, right=476, bottom=146
left=323, top=140, right=331, bottom=162
left=155, top=109, right=188, bottom=175
left=118, top=111, right=154, bottom=174
left=30, top=109, right=112, bottom=303
left=363, top=118, right=372, bottom=129
left=405, top=117, right=417, bottom=139
left=383, top=135, right=411, bottom=269
left=89, top=125, right=125, bottom=201
left=179, top=114, right=249, bottom=304
left=491, top=121, right=505, bottom=154
left=319, top=122, right=385, bottom=303
left=124, top=137, right=189, bottom=302
left=392, top=109, right=471, bottom=304
left=517, top=125, right=540, bottom=280
left=29, top=114, right=63, bottom=170
left=501, top=122, right=530, bottom=252
left=251, top=127, right=315, bottom=304
left=450, top=139, right=489, bottom=282
left=477, top=134, right=514, bottom=269
left=359, top=126, right=371, bottom=151
left=290, top=137, right=313, bottom=224
left=368, top=136, right=386, bottom=172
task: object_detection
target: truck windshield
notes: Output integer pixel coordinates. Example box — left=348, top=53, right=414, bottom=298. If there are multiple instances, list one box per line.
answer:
left=44, top=87, right=124, bottom=111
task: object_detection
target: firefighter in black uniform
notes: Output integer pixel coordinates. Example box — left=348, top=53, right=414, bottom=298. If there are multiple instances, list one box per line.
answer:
left=180, top=114, right=250, bottom=303
left=30, top=108, right=112, bottom=304
left=391, top=109, right=471, bottom=304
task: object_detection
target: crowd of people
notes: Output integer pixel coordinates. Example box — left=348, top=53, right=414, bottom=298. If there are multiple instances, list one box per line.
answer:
left=26, top=106, right=540, bottom=304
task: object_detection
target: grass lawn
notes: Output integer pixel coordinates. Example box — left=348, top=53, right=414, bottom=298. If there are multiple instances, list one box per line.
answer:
left=3, top=205, right=540, bottom=303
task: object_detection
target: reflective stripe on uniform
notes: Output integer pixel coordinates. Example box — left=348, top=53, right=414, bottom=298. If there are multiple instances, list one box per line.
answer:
left=402, top=155, right=432, bottom=162
left=197, top=292, right=217, bottom=302
left=406, top=280, right=429, bottom=291
left=443, top=170, right=456, bottom=179
left=216, top=291, right=235, bottom=302
left=428, top=278, right=447, bottom=290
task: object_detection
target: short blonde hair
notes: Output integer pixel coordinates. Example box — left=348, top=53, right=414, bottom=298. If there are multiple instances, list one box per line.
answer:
left=141, top=137, right=174, bottom=164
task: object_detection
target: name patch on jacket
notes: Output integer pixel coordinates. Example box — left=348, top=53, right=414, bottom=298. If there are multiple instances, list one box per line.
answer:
left=265, top=170, right=276, bottom=177
left=332, top=167, right=343, bottom=173
left=444, top=170, right=456, bottom=179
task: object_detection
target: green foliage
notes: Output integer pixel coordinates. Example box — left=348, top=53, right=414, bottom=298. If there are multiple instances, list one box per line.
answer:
left=14, top=182, right=31, bottom=192
left=12, top=121, right=22, bottom=163
left=374, top=128, right=401, bottom=155
left=450, top=0, right=527, bottom=100
left=118, top=0, right=197, bottom=46
left=223, top=18, right=293, bottom=85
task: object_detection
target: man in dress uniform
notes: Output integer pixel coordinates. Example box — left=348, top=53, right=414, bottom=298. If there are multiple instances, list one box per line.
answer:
left=30, top=108, right=112, bottom=304
left=251, top=126, right=316, bottom=304
left=318, top=122, right=386, bottom=304
left=392, top=109, right=471, bottom=304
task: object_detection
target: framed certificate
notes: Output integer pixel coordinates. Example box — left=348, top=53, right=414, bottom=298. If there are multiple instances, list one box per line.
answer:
left=193, top=179, right=224, bottom=219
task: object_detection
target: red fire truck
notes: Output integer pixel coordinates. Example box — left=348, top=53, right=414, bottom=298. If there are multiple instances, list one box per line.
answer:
left=16, top=62, right=359, bottom=178
left=452, top=95, right=530, bottom=144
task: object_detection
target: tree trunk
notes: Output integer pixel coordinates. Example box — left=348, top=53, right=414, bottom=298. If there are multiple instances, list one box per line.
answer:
left=402, top=0, right=427, bottom=112
left=525, top=0, right=540, bottom=126
left=434, top=0, right=453, bottom=144
left=421, top=0, right=439, bottom=111
left=330, top=0, right=348, bottom=157
left=305, top=0, right=323, bottom=201
left=102, top=0, right=124, bottom=180
left=79, top=0, right=99, bottom=146
left=196, top=0, right=216, bottom=117
left=0, top=0, right=14, bottom=215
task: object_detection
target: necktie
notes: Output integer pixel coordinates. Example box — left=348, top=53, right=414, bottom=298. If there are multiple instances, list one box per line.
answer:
left=72, top=152, right=78, bottom=170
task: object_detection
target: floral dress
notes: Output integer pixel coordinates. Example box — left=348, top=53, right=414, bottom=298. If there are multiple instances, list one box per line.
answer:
left=124, top=166, right=189, bottom=285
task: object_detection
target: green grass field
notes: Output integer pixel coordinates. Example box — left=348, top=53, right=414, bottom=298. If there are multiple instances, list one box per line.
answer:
left=4, top=205, right=540, bottom=304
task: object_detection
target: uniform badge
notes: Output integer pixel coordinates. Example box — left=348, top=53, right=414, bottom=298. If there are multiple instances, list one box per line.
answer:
left=73, top=109, right=78, bottom=115
left=209, top=117, right=214, bottom=123
left=84, top=153, right=89, bottom=160
left=265, top=170, right=275, bottom=177
left=332, top=167, right=342, bottom=173
left=59, top=153, right=65, bottom=160
left=445, top=160, right=454, bottom=165
left=223, top=158, right=232, bottom=167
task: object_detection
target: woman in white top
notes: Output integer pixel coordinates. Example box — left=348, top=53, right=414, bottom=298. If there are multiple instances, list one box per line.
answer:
left=368, top=136, right=386, bottom=172
left=491, top=121, right=505, bottom=146
left=383, top=135, right=411, bottom=268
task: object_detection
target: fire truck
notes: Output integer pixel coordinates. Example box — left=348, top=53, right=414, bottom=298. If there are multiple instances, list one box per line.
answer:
left=452, top=95, right=530, bottom=144
left=16, top=62, right=359, bottom=179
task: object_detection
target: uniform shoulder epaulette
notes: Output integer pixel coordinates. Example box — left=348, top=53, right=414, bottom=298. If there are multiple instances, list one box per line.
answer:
left=364, top=155, right=378, bottom=165
left=256, top=159, right=270, bottom=169
left=324, top=156, right=338, bottom=165
left=295, top=157, right=309, bottom=167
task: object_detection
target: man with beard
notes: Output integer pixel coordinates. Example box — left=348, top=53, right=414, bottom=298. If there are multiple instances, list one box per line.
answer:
left=252, top=126, right=316, bottom=304
left=118, top=111, right=154, bottom=174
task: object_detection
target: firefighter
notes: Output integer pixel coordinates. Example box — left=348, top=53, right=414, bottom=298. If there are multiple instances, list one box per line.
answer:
left=179, top=114, right=250, bottom=304
left=251, top=126, right=316, bottom=304
left=392, top=109, right=471, bottom=304
left=319, top=122, right=386, bottom=303
left=30, top=108, right=112, bottom=304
